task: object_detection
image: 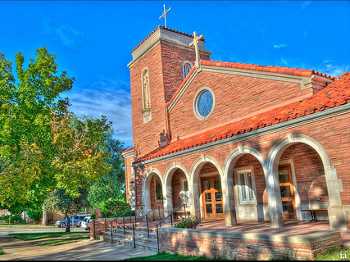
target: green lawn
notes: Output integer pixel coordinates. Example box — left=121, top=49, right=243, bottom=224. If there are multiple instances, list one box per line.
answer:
left=127, top=252, right=209, bottom=261
left=316, top=247, right=350, bottom=261
left=8, top=232, right=89, bottom=246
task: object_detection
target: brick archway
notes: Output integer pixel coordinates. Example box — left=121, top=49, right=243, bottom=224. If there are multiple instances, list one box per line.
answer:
left=267, top=133, right=347, bottom=230
left=163, top=165, right=190, bottom=217
left=223, top=146, right=267, bottom=226
left=143, top=169, right=164, bottom=214
left=190, top=156, right=224, bottom=220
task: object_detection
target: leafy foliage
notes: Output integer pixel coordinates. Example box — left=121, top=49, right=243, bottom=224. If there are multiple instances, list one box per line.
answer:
left=0, top=49, right=73, bottom=214
left=174, top=217, right=200, bottom=229
left=0, top=48, right=118, bottom=220
left=0, top=214, right=26, bottom=224
left=87, top=137, right=126, bottom=216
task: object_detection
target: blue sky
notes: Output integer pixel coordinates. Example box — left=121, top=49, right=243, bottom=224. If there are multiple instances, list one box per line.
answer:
left=1, top=1, right=349, bottom=146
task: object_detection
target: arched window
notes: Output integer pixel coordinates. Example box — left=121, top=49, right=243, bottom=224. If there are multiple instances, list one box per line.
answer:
left=142, top=69, right=151, bottom=111
left=182, top=62, right=192, bottom=78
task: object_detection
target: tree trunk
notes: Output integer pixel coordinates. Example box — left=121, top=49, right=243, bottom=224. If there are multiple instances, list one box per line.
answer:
left=65, top=213, right=71, bottom=233
left=42, top=205, right=48, bottom=226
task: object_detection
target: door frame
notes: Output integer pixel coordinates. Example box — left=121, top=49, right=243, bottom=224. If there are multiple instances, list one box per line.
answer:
left=279, top=159, right=302, bottom=220
left=278, top=163, right=298, bottom=220
left=200, top=175, right=224, bottom=220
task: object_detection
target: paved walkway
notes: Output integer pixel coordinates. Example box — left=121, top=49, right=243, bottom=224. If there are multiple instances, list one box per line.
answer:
left=0, top=237, right=155, bottom=261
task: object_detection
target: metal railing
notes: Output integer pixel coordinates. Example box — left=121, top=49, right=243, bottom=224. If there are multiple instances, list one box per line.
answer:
left=92, top=202, right=199, bottom=254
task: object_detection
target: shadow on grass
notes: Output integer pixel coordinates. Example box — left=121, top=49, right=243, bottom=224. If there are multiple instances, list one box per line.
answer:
left=8, top=232, right=89, bottom=247
left=126, top=252, right=209, bottom=261
left=9, top=232, right=88, bottom=241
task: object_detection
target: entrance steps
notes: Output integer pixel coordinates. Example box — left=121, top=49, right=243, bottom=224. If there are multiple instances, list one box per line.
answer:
left=103, top=226, right=159, bottom=251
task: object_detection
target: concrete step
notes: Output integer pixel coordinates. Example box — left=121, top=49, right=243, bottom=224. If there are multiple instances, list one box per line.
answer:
left=103, top=230, right=158, bottom=251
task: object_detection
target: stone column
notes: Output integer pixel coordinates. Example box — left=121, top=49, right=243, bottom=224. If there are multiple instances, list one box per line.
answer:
left=163, top=181, right=173, bottom=217
left=222, top=174, right=237, bottom=226
left=326, top=168, right=347, bottom=231
left=189, top=179, right=201, bottom=219
left=265, top=164, right=284, bottom=228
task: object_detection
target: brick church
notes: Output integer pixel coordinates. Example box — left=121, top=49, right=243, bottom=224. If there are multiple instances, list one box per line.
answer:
left=122, top=26, right=350, bottom=230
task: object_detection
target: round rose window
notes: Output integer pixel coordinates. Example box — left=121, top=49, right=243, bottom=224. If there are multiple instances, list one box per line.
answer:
left=195, top=89, right=214, bottom=119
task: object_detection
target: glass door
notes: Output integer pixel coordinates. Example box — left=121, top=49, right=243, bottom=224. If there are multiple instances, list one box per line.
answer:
left=278, top=164, right=296, bottom=220
left=201, top=176, right=224, bottom=219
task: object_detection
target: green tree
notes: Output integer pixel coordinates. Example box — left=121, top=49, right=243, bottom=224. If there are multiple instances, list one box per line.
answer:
left=0, top=49, right=73, bottom=215
left=44, top=189, right=88, bottom=232
left=51, top=111, right=112, bottom=199
left=0, top=48, right=113, bottom=222
left=87, top=136, right=126, bottom=216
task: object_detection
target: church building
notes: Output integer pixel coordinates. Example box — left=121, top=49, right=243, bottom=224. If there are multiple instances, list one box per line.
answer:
left=122, top=25, right=350, bottom=230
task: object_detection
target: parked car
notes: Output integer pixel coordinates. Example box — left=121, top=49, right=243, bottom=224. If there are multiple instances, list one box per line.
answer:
left=55, top=215, right=87, bottom=228
left=80, top=216, right=92, bottom=230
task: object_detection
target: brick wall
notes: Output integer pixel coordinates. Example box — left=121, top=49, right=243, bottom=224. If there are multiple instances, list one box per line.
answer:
left=160, top=41, right=210, bottom=102
left=159, top=227, right=341, bottom=260
left=136, top=111, right=350, bottom=211
left=168, top=71, right=313, bottom=141
left=281, top=143, right=328, bottom=204
left=130, top=43, right=167, bottom=156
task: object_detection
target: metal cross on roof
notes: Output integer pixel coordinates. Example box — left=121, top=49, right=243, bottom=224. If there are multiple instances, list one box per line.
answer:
left=189, top=32, right=203, bottom=67
left=159, top=4, right=171, bottom=28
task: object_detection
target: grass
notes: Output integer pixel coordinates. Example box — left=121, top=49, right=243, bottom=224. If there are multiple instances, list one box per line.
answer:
left=315, top=247, right=350, bottom=260
left=127, top=252, right=209, bottom=261
left=8, top=232, right=89, bottom=246
left=0, top=247, right=4, bottom=256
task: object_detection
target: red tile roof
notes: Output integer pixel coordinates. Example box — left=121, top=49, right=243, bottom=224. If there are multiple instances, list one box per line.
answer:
left=137, top=72, right=350, bottom=162
left=201, top=60, right=335, bottom=79
left=167, top=59, right=335, bottom=107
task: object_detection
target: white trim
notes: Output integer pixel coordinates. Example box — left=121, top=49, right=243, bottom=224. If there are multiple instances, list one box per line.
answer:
left=193, top=87, right=215, bottom=120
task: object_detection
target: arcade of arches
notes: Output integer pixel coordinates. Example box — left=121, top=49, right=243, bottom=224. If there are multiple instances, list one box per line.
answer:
left=141, top=138, right=345, bottom=230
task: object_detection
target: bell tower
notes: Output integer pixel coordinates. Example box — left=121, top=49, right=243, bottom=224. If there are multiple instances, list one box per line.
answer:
left=128, top=26, right=211, bottom=157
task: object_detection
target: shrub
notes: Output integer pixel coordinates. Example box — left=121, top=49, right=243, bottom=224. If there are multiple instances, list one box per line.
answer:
left=0, top=214, right=26, bottom=224
left=101, top=203, right=134, bottom=218
left=174, top=216, right=200, bottom=229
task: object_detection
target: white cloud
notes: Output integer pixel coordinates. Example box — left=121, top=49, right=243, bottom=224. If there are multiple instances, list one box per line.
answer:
left=43, top=20, right=84, bottom=48
left=273, top=43, right=288, bottom=49
left=67, top=79, right=133, bottom=146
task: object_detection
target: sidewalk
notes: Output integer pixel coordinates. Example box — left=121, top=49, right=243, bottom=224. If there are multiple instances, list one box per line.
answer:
left=0, top=237, right=155, bottom=260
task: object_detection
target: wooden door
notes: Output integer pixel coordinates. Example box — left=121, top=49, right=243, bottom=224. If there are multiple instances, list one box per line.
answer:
left=278, top=164, right=296, bottom=220
left=201, top=176, right=224, bottom=219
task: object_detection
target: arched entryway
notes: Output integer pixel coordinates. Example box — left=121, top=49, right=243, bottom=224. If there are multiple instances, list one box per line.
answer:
left=232, top=154, right=267, bottom=222
left=191, top=159, right=224, bottom=221
left=223, top=146, right=268, bottom=226
left=268, top=134, right=347, bottom=230
left=276, top=143, right=328, bottom=221
left=143, top=172, right=164, bottom=218
left=164, top=167, right=190, bottom=219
